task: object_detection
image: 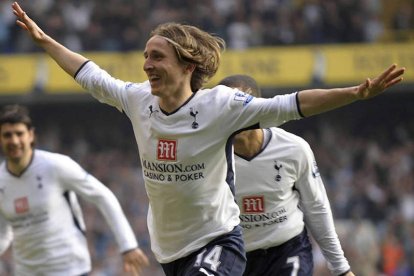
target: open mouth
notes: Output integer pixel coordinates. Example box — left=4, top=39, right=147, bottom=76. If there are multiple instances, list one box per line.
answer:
left=149, top=75, right=161, bottom=84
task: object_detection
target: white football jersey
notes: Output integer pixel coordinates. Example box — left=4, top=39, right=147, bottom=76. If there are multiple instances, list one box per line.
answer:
left=0, top=150, right=138, bottom=276
left=235, top=128, right=350, bottom=275
left=75, top=61, right=302, bottom=263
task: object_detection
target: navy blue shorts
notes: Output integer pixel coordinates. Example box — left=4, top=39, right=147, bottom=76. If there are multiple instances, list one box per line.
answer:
left=243, top=228, right=313, bottom=276
left=161, top=226, right=246, bottom=276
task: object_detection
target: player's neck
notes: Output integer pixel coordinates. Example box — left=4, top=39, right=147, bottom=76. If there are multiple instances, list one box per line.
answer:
left=7, top=150, right=33, bottom=176
left=159, top=85, right=193, bottom=113
left=234, top=129, right=263, bottom=158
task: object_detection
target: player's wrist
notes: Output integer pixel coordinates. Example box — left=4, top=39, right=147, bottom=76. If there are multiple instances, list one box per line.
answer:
left=337, top=269, right=351, bottom=276
left=121, top=247, right=139, bottom=255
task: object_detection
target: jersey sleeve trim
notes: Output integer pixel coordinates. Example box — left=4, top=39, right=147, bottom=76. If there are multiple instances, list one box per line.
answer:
left=295, top=91, right=305, bottom=118
left=74, top=60, right=91, bottom=79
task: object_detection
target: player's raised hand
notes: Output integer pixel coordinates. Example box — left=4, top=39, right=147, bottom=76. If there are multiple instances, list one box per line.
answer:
left=357, top=64, right=405, bottom=99
left=12, top=2, right=47, bottom=43
left=12, top=1, right=88, bottom=76
left=122, top=248, right=150, bottom=276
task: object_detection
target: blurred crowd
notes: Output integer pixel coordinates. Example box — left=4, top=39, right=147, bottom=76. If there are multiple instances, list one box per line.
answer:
left=0, top=0, right=413, bottom=53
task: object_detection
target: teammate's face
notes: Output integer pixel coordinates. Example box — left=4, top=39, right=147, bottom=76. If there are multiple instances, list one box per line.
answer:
left=0, top=123, right=34, bottom=163
left=143, top=36, right=191, bottom=99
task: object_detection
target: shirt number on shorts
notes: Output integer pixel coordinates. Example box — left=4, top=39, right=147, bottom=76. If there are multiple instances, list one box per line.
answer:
left=194, top=245, right=223, bottom=272
left=286, top=256, right=300, bottom=276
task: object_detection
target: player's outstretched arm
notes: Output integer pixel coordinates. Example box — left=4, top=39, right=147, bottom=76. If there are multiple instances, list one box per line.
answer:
left=297, top=64, right=405, bottom=117
left=12, top=2, right=87, bottom=77
left=122, top=248, right=150, bottom=276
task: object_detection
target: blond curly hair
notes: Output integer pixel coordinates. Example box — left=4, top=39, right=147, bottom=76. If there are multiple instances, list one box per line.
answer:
left=150, top=22, right=226, bottom=92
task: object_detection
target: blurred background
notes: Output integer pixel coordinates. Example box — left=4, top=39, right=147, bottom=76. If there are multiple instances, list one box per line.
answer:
left=0, top=0, right=413, bottom=275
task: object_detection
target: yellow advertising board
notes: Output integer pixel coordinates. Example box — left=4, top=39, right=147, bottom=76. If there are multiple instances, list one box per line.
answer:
left=0, top=42, right=413, bottom=96
left=45, top=52, right=147, bottom=93
left=322, top=43, right=414, bottom=85
left=0, top=54, right=38, bottom=94
left=209, top=47, right=315, bottom=87
left=209, top=43, right=414, bottom=88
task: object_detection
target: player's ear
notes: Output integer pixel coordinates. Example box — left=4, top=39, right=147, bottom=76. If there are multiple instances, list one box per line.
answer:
left=185, top=63, right=196, bottom=73
left=29, top=127, right=36, bottom=148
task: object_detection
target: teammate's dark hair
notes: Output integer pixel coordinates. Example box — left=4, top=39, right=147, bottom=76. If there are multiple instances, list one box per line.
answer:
left=0, top=104, right=33, bottom=130
left=218, top=74, right=261, bottom=97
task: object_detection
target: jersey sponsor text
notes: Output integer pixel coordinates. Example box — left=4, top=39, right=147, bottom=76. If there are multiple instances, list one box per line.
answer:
left=240, top=207, right=288, bottom=229
left=142, top=159, right=206, bottom=182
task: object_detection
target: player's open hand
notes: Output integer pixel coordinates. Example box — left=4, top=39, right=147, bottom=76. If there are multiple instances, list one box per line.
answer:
left=357, top=64, right=405, bottom=99
left=12, top=2, right=47, bottom=43
left=122, top=248, right=150, bottom=276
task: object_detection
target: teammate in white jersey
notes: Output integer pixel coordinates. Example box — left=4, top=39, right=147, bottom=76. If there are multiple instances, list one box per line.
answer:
left=11, top=2, right=404, bottom=275
left=219, top=75, right=354, bottom=276
left=0, top=105, right=149, bottom=276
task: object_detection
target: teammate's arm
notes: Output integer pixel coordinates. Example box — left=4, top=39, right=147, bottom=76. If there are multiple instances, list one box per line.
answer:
left=68, top=175, right=150, bottom=275
left=12, top=2, right=87, bottom=77
left=295, top=142, right=353, bottom=276
left=0, top=214, right=13, bottom=255
left=57, top=156, right=149, bottom=275
left=297, top=64, right=405, bottom=117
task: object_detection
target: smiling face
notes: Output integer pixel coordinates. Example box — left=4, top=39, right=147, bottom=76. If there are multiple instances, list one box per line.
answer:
left=0, top=122, right=34, bottom=165
left=143, top=35, right=193, bottom=102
